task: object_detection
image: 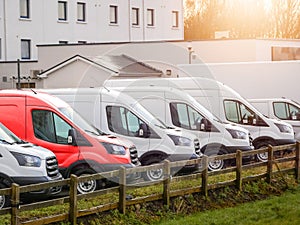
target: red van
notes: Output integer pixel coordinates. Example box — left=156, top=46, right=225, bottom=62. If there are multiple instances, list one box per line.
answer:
left=0, top=89, right=139, bottom=194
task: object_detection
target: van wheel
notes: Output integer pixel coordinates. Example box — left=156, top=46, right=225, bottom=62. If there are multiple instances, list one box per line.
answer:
left=73, top=169, right=104, bottom=194
left=255, top=140, right=275, bottom=162
left=142, top=156, right=165, bottom=182
left=207, top=154, right=225, bottom=171
left=0, top=183, right=10, bottom=209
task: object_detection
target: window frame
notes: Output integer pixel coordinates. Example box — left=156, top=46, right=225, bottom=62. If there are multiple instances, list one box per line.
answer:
left=21, top=39, right=31, bottom=60
left=273, top=101, right=300, bottom=120
left=58, top=1, right=68, bottom=21
left=131, top=7, right=139, bottom=26
left=170, top=102, right=205, bottom=131
left=147, top=8, right=155, bottom=26
left=172, top=11, right=179, bottom=28
left=77, top=2, right=86, bottom=22
left=109, top=5, right=118, bottom=24
left=20, top=0, right=30, bottom=19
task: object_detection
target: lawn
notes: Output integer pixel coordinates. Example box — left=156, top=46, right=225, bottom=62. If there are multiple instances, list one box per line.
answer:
left=156, top=187, right=300, bottom=225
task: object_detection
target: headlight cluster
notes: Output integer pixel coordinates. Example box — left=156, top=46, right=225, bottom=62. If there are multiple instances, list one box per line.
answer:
left=226, top=129, right=247, bottom=139
left=167, top=134, right=192, bottom=146
left=101, top=142, right=126, bottom=155
left=11, top=151, right=41, bottom=167
left=275, top=123, right=293, bottom=133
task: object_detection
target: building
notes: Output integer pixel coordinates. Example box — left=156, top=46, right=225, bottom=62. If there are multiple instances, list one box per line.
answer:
left=0, top=0, right=184, bottom=89
left=0, top=0, right=184, bottom=61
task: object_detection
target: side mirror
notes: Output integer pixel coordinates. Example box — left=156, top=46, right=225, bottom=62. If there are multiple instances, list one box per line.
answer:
left=138, top=123, right=150, bottom=138
left=199, top=118, right=210, bottom=132
left=291, top=112, right=300, bottom=120
left=247, top=115, right=255, bottom=125
left=68, top=128, right=78, bottom=146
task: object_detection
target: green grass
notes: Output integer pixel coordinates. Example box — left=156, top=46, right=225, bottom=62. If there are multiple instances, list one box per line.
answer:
left=155, top=187, right=300, bottom=225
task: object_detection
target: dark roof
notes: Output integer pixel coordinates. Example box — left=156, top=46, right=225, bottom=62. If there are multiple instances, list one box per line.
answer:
left=95, top=54, right=163, bottom=77
left=39, top=54, right=163, bottom=78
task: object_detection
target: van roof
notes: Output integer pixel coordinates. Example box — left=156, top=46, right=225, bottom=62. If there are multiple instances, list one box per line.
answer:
left=0, top=89, right=70, bottom=109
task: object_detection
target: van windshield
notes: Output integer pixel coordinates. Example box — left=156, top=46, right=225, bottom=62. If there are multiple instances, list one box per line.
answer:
left=130, top=102, right=168, bottom=129
left=0, top=122, right=22, bottom=144
left=58, top=107, right=102, bottom=136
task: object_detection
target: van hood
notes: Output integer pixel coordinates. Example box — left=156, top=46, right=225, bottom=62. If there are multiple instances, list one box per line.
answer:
left=96, top=134, right=135, bottom=148
left=4, top=143, right=56, bottom=159
left=223, top=123, right=250, bottom=134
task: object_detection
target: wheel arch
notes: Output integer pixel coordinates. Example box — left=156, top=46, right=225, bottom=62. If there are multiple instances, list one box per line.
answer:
left=139, top=151, right=169, bottom=165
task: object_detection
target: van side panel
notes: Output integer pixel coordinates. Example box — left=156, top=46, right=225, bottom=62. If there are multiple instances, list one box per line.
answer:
left=0, top=96, right=26, bottom=139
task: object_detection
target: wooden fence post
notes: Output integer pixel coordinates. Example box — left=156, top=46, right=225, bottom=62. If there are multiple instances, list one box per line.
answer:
left=119, top=167, right=126, bottom=214
left=267, top=145, right=274, bottom=183
left=202, top=155, right=208, bottom=198
left=69, top=174, right=78, bottom=225
left=163, top=160, right=170, bottom=208
left=295, top=142, right=300, bottom=182
left=236, top=150, right=242, bottom=191
left=11, top=183, right=20, bottom=225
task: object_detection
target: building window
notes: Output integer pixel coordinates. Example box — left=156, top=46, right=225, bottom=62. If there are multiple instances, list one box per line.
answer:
left=147, top=9, right=154, bottom=26
left=132, top=7, right=139, bottom=26
left=20, top=0, right=30, bottom=19
left=109, top=5, right=118, bottom=24
left=58, top=1, right=67, bottom=21
left=21, top=39, right=31, bottom=59
left=20, top=82, right=35, bottom=88
left=77, top=2, right=86, bottom=22
left=172, top=11, right=179, bottom=28
left=59, top=40, right=68, bottom=44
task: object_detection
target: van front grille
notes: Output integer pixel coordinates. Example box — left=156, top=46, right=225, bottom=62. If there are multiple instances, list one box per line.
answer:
left=194, top=139, right=201, bottom=155
left=46, top=156, right=60, bottom=178
left=129, top=146, right=140, bottom=165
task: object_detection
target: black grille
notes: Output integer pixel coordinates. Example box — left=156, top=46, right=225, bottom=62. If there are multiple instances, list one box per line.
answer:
left=194, top=139, right=201, bottom=155
left=129, top=146, right=140, bottom=165
left=46, top=156, right=60, bottom=178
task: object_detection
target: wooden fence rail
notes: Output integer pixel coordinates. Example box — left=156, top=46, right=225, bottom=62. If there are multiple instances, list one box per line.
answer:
left=0, top=142, right=299, bottom=225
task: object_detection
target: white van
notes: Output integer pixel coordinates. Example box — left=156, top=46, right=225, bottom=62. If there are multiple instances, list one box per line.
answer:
left=104, top=81, right=254, bottom=170
left=248, top=98, right=300, bottom=141
left=104, top=77, right=295, bottom=162
left=41, top=88, right=201, bottom=180
left=0, top=122, right=62, bottom=209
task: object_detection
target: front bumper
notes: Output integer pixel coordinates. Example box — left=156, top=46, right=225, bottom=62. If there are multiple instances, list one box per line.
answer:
left=275, top=139, right=296, bottom=146
left=11, top=175, right=63, bottom=197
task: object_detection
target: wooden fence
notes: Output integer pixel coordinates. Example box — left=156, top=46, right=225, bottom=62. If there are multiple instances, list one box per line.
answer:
left=0, top=142, right=299, bottom=225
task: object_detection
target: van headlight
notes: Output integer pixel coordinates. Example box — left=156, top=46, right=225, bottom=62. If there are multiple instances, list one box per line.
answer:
left=10, top=151, right=41, bottom=167
left=167, top=134, right=192, bottom=146
left=101, top=142, right=126, bottom=155
left=226, top=129, right=247, bottom=139
left=275, top=123, right=293, bottom=133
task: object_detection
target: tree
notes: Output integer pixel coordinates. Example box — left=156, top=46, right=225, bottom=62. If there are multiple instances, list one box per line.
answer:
left=184, top=0, right=300, bottom=40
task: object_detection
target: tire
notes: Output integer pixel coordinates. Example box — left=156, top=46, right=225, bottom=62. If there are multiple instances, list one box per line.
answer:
left=255, top=140, right=275, bottom=162
left=0, top=183, right=10, bottom=209
left=142, top=156, right=165, bottom=182
left=202, top=147, right=227, bottom=171
left=73, top=168, right=104, bottom=194
left=206, top=154, right=225, bottom=171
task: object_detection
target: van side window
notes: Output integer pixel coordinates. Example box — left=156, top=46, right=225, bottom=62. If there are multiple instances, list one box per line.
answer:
left=273, top=102, right=288, bottom=119
left=32, top=110, right=71, bottom=144
left=170, top=103, right=204, bottom=130
left=224, top=100, right=262, bottom=125
left=273, top=102, right=300, bottom=120
left=106, top=106, right=158, bottom=138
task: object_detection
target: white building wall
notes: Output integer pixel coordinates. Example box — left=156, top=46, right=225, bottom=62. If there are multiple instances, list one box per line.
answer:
left=0, top=0, right=4, bottom=60
left=1, top=0, right=183, bottom=61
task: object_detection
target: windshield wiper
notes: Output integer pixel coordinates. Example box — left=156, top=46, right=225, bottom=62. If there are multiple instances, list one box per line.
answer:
left=84, top=130, right=100, bottom=136
left=0, top=139, right=13, bottom=145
